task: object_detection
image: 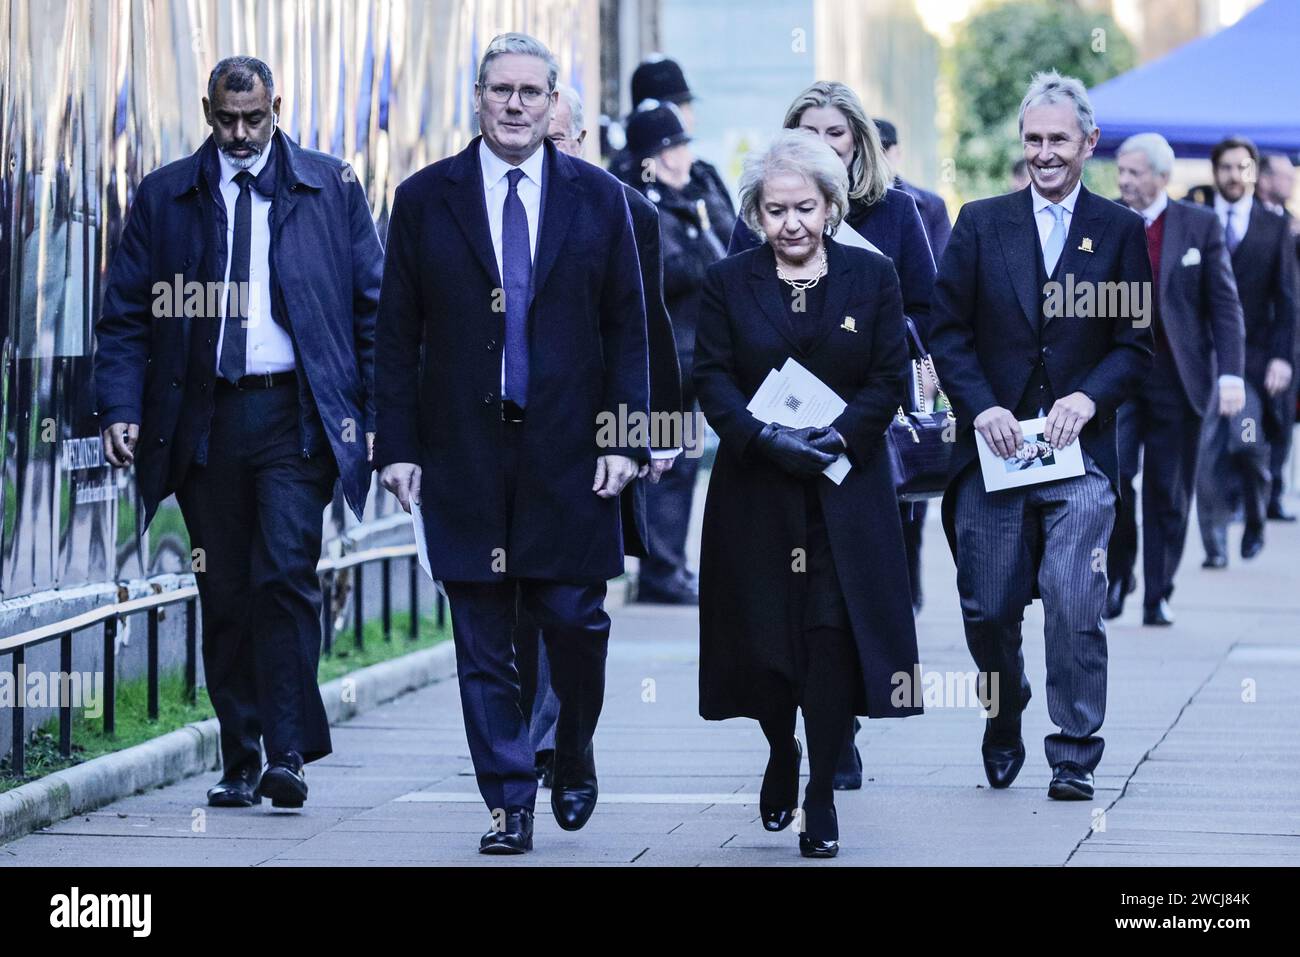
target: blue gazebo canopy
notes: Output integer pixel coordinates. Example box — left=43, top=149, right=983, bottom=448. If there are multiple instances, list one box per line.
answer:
left=1089, top=0, right=1300, bottom=158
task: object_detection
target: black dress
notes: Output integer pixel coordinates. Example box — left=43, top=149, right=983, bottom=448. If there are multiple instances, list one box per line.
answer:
left=776, top=274, right=853, bottom=666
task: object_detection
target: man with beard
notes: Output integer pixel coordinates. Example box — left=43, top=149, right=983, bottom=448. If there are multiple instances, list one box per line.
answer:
left=96, top=56, right=384, bottom=809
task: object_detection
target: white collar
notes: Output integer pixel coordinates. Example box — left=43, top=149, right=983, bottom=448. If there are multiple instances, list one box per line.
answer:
left=1139, top=191, right=1169, bottom=225
left=479, top=137, right=545, bottom=190
left=1031, top=178, right=1082, bottom=216
left=1214, top=191, right=1253, bottom=220
left=218, top=136, right=273, bottom=186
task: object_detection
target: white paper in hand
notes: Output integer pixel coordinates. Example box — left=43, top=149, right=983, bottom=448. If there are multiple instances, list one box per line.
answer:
left=746, top=357, right=852, bottom=484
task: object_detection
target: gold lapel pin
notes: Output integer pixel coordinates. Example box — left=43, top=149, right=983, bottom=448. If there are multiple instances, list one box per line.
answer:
left=841, top=315, right=857, bottom=333
left=1079, top=237, right=1094, bottom=253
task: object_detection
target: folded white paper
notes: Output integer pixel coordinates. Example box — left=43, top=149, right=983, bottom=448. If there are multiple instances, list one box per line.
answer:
left=974, top=416, right=1085, bottom=491
left=746, top=357, right=851, bottom=484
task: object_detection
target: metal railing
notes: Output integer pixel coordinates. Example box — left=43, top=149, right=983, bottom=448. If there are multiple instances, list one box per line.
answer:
left=0, top=543, right=444, bottom=779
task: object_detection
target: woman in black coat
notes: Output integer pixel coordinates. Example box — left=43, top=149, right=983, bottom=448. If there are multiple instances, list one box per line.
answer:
left=693, top=130, right=922, bottom=858
left=729, top=80, right=939, bottom=789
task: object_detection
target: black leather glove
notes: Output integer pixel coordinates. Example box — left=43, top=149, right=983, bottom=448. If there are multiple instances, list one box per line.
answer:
left=753, top=423, right=838, bottom=477
left=807, top=426, right=847, bottom=457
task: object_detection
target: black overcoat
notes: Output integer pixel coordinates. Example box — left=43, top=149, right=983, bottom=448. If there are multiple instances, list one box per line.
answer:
left=373, top=137, right=651, bottom=582
left=692, top=239, right=922, bottom=720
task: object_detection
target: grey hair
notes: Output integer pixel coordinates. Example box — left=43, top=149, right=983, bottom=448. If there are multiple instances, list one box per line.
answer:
left=476, top=32, right=559, bottom=91
left=737, top=129, right=850, bottom=240
left=1117, top=132, right=1175, bottom=177
left=555, top=83, right=584, bottom=138
left=207, top=56, right=274, bottom=102
left=1018, top=69, right=1096, bottom=139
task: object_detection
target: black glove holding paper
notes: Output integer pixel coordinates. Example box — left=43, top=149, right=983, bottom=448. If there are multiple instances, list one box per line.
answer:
left=753, top=423, right=838, bottom=477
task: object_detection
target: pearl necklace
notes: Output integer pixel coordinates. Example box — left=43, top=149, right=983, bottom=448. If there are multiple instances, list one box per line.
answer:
left=776, top=246, right=828, bottom=290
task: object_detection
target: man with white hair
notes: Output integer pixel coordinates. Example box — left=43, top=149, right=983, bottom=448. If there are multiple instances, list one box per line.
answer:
left=929, top=71, right=1154, bottom=800
left=1105, top=133, right=1245, bottom=625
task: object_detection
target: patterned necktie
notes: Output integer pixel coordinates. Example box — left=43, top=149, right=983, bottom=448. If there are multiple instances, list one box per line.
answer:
left=1042, top=202, right=1066, bottom=275
left=219, top=170, right=254, bottom=383
left=502, top=167, right=532, bottom=407
left=1224, top=208, right=1241, bottom=254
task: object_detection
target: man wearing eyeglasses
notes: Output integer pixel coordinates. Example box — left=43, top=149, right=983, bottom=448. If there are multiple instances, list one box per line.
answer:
left=374, top=33, right=650, bottom=855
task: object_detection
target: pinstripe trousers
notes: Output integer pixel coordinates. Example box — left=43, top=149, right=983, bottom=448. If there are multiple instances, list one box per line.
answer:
left=952, top=452, right=1115, bottom=772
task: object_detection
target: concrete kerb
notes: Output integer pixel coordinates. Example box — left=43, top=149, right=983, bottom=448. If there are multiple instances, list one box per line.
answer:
left=0, top=641, right=458, bottom=846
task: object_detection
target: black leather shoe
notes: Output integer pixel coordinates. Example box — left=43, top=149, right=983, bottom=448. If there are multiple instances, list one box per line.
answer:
left=551, top=746, right=598, bottom=831
left=1048, top=762, right=1095, bottom=800
left=1268, top=500, right=1297, bottom=522
left=1103, top=577, right=1127, bottom=620
left=760, top=737, right=802, bottom=832
left=255, top=751, right=307, bottom=809
left=635, top=576, right=699, bottom=605
left=981, top=723, right=1025, bottom=789
left=1241, top=525, right=1265, bottom=559
left=1143, top=600, right=1175, bottom=626
left=1202, top=552, right=1228, bottom=569
left=798, top=804, right=839, bottom=858
left=207, top=766, right=261, bottom=808
left=479, top=806, right=534, bottom=855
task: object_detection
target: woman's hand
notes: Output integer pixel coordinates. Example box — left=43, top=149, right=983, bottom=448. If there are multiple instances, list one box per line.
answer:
left=753, top=423, right=837, bottom=477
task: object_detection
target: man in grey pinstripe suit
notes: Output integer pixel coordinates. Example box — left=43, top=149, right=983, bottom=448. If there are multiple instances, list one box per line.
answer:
left=929, top=72, right=1154, bottom=800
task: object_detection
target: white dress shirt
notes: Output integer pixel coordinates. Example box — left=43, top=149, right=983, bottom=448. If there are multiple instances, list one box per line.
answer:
left=1138, top=190, right=1168, bottom=226
left=1144, top=190, right=1243, bottom=392
left=1031, top=179, right=1082, bottom=265
left=214, top=139, right=295, bottom=375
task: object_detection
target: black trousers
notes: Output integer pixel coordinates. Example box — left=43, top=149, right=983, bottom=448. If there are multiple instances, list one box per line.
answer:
left=442, top=418, right=611, bottom=813
left=1108, top=353, right=1205, bottom=608
left=1269, top=375, right=1297, bottom=504
left=175, top=381, right=336, bottom=773
left=757, top=625, right=859, bottom=837
left=1198, top=380, right=1272, bottom=554
left=641, top=372, right=700, bottom=591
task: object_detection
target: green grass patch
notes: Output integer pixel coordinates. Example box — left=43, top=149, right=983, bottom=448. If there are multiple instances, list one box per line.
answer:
left=0, top=606, right=450, bottom=792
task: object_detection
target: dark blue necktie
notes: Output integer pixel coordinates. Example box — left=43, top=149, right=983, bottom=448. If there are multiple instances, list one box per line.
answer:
left=502, top=167, right=532, bottom=407
left=1224, top=208, right=1241, bottom=254
left=219, top=170, right=254, bottom=383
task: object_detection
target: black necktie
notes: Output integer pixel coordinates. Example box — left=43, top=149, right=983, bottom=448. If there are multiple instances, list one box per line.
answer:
left=219, top=170, right=254, bottom=383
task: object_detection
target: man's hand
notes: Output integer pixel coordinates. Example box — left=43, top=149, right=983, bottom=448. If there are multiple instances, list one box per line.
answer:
left=102, top=423, right=140, bottom=467
left=380, top=463, right=422, bottom=513
left=1265, top=358, right=1293, bottom=397
left=593, top=454, right=638, bottom=498
left=366, top=431, right=375, bottom=463
left=648, top=457, right=674, bottom=484
left=973, top=406, right=1023, bottom=459
left=1219, top=379, right=1247, bottom=417
left=1044, top=392, right=1096, bottom=450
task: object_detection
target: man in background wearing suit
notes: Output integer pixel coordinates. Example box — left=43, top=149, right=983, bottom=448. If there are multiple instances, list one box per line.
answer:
left=96, top=57, right=383, bottom=810
left=374, top=33, right=650, bottom=855
left=1255, top=153, right=1300, bottom=522
left=929, top=72, right=1153, bottom=801
left=1105, top=133, right=1245, bottom=626
left=513, top=83, right=683, bottom=787
left=876, top=118, right=952, bottom=263
left=1195, top=137, right=1296, bottom=566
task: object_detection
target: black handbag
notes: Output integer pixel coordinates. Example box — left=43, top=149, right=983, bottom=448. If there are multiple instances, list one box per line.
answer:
left=886, top=320, right=956, bottom=502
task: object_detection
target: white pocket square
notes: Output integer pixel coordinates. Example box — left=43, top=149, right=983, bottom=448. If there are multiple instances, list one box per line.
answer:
left=1181, top=247, right=1201, bottom=266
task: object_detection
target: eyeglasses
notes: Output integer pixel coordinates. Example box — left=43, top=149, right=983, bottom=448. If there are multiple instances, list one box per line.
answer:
left=481, top=83, right=551, bottom=108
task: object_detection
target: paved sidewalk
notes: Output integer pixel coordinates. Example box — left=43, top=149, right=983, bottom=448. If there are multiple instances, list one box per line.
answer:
left=3, top=498, right=1298, bottom=866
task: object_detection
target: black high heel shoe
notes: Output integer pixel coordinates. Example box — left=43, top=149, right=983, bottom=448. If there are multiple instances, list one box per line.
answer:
left=799, top=804, right=839, bottom=858
left=759, top=737, right=802, bottom=832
